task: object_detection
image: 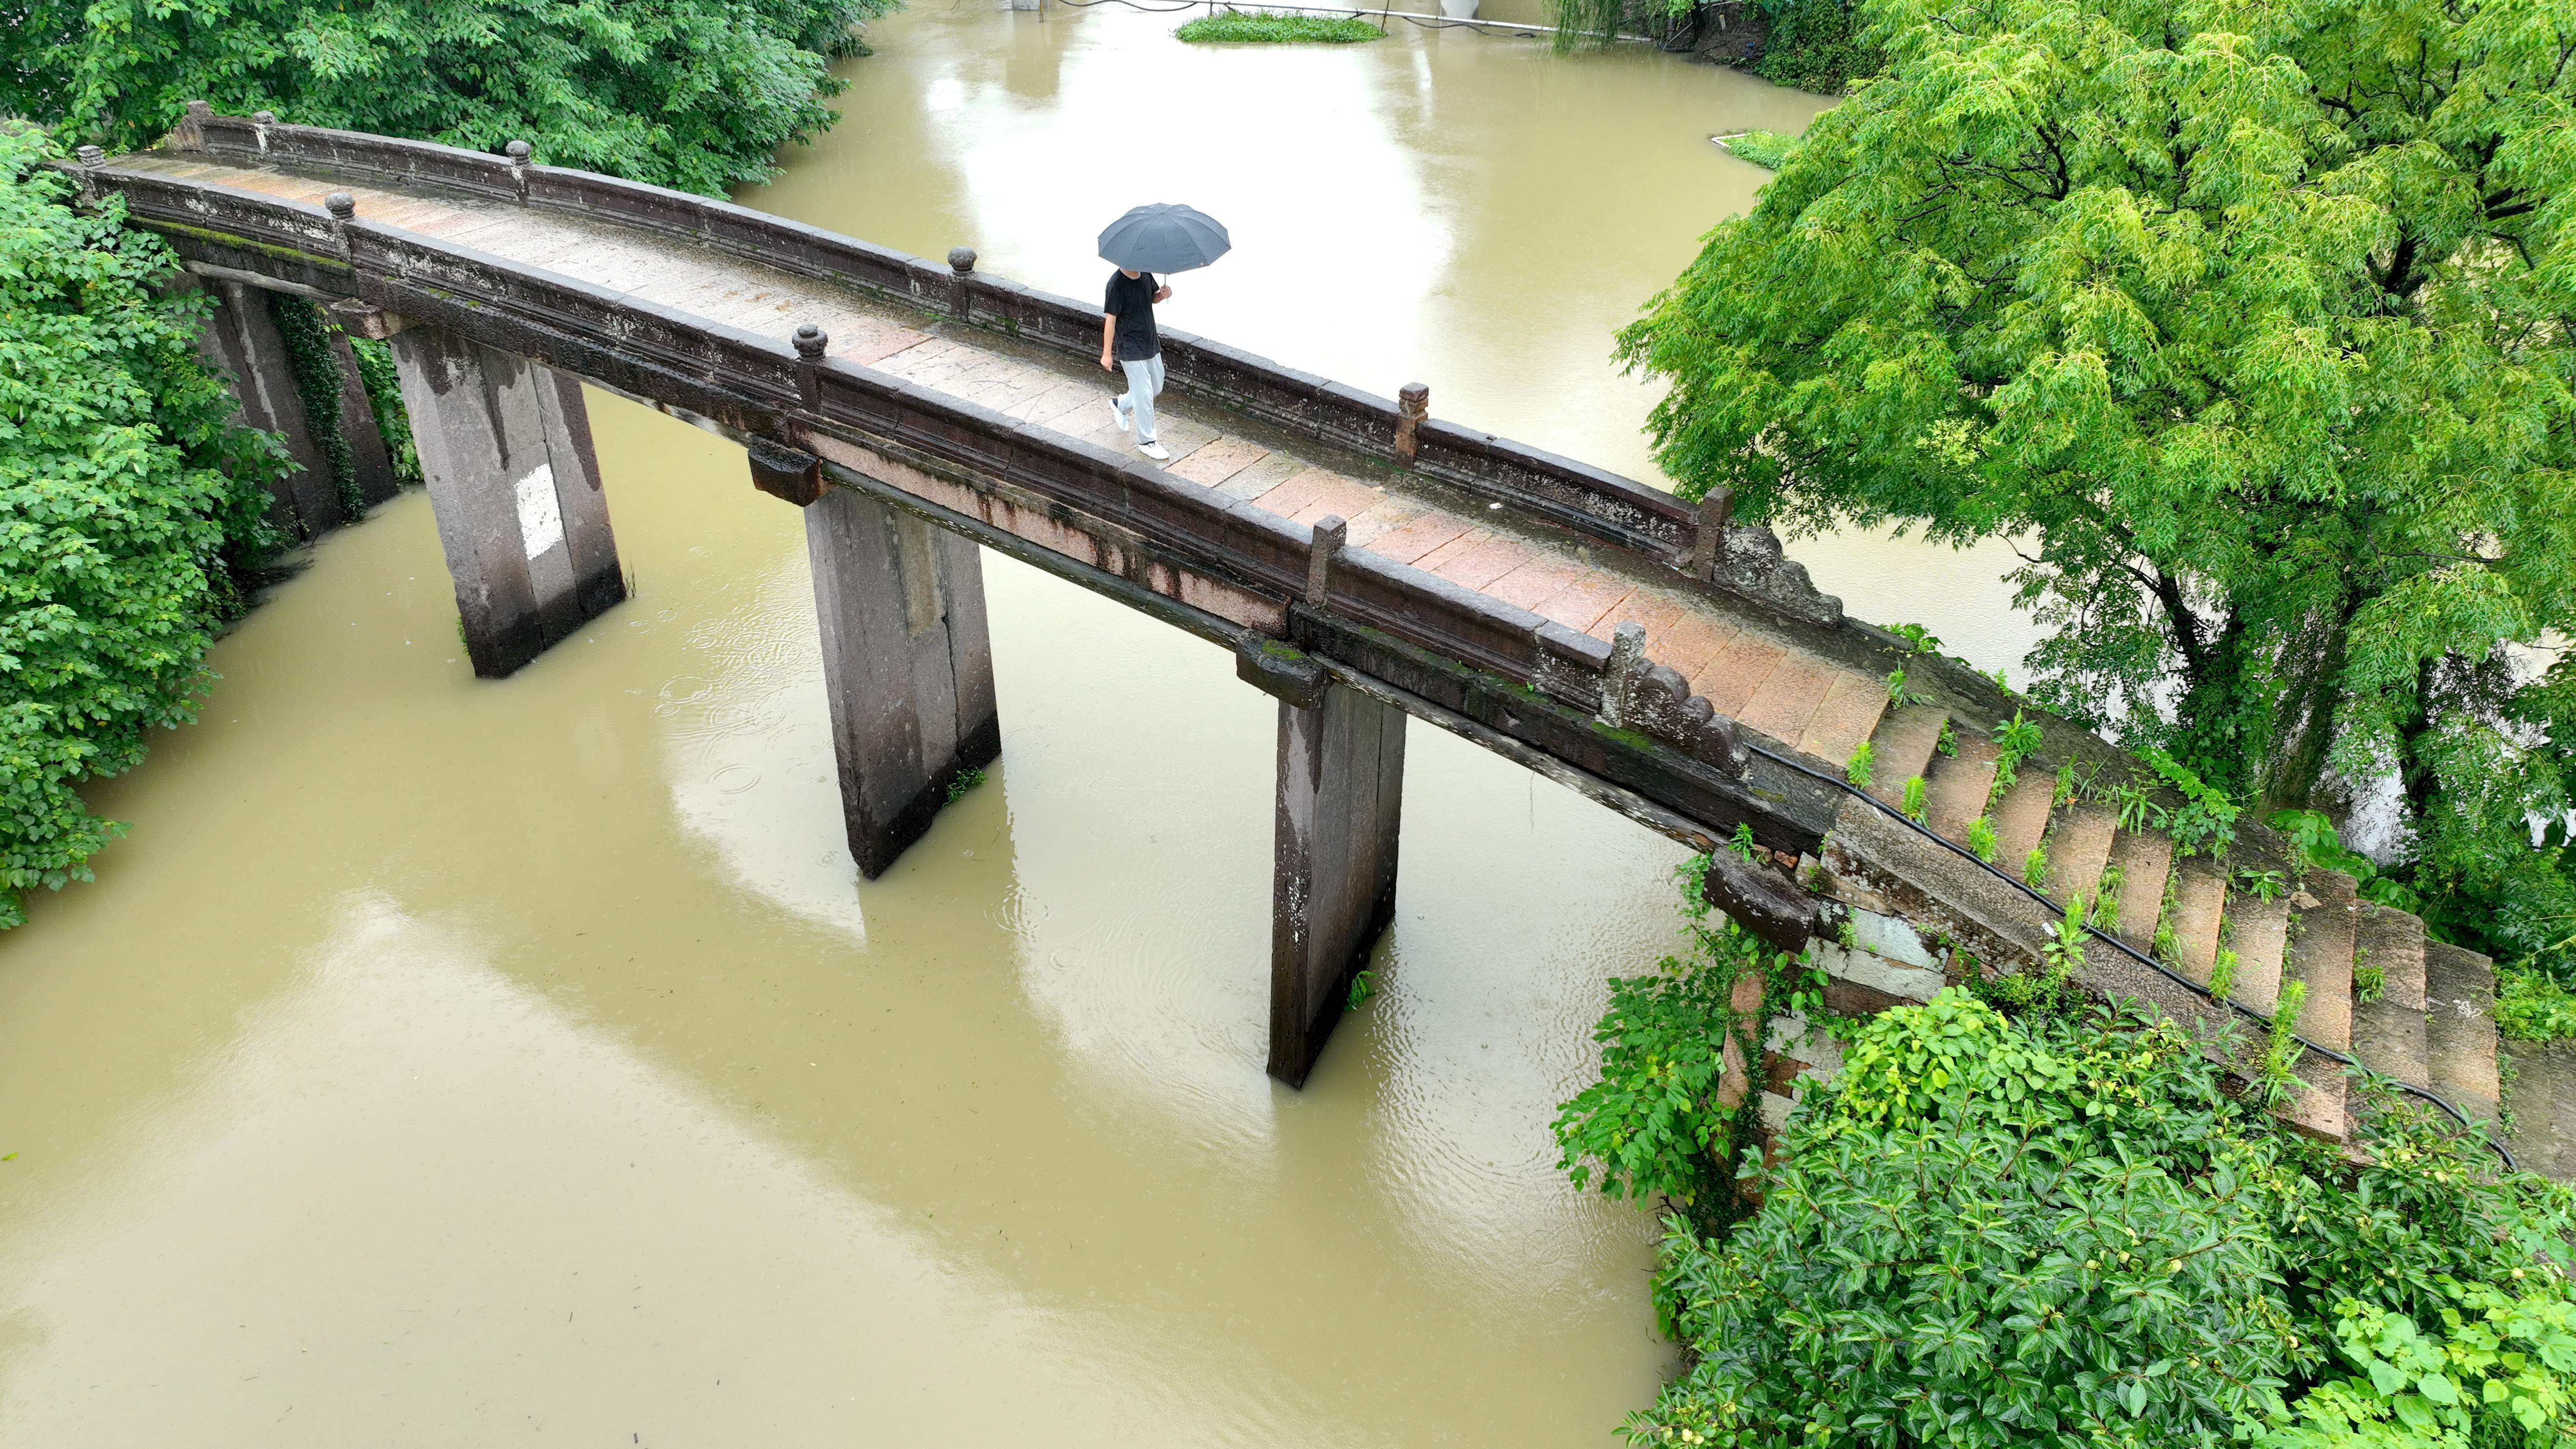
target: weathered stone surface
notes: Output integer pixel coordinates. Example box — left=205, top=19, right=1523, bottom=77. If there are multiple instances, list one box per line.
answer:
left=195, top=276, right=338, bottom=538
left=2427, top=940, right=2502, bottom=1127
left=2352, top=901, right=2430, bottom=1089
left=804, top=483, right=1000, bottom=879
left=2507, top=1040, right=2576, bottom=1181
left=387, top=323, right=624, bottom=676
left=1270, top=685, right=1405, bottom=1087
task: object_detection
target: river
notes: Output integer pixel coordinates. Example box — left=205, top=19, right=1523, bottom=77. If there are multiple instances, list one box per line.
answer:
left=0, top=9, right=2031, bottom=1443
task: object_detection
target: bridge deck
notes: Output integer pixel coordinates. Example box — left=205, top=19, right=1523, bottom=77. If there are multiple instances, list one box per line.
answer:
left=125, top=153, right=1892, bottom=769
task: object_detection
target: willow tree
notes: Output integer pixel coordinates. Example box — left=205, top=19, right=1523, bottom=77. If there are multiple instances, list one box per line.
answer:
left=1620, top=0, right=2576, bottom=972
left=1, top=0, right=892, bottom=196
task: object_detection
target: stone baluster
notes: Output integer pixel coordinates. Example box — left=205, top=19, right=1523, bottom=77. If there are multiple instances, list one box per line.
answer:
left=947, top=247, right=976, bottom=322
left=1395, top=382, right=1429, bottom=465
left=1689, top=485, right=1735, bottom=580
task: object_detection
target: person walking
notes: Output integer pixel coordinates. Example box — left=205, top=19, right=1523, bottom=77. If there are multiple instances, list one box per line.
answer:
left=1100, top=265, right=1172, bottom=461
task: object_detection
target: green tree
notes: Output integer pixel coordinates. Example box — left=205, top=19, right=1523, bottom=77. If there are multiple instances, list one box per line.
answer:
left=2, top=0, right=893, bottom=196
left=0, top=127, right=282, bottom=927
left=1619, top=0, right=2576, bottom=979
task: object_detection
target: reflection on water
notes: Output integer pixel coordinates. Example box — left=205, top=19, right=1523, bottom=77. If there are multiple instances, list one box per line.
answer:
left=0, top=9, right=2045, bottom=1443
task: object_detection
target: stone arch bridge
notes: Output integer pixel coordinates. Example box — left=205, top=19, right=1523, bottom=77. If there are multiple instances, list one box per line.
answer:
left=60, top=107, right=2511, bottom=1151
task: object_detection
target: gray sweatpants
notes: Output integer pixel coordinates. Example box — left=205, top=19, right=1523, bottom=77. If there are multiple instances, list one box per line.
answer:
left=1116, top=353, right=1166, bottom=443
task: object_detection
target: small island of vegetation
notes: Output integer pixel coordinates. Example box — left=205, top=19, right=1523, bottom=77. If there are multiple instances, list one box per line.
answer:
left=1175, top=10, right=1388, bottom=42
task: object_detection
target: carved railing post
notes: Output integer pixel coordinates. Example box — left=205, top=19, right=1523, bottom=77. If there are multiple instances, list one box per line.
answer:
left=1306, top=514, right=1346, bottom=607
left=793, top=323, right=826, bottom=407
left=504, top=140, right=531, bottom=201
left=322, top=189, right=356, bottom=258
left=947, top=246, right=976, bottom=322
left=1395, top=382, right=1428, bottom=465
left=174, top=99, right=212, bottom=151
left=1601, top=620, right=1649, bottom=728
left=73, top=145, right=104, bottom=203
left=1689, top=485, right=1735, bottom=580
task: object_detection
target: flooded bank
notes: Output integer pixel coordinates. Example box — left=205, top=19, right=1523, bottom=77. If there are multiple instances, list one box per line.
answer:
left=0, top=10, right=2032, bottom=1443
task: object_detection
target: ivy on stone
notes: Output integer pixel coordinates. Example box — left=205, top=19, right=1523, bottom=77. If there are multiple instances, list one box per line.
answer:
left=0, top=129, right=282, bottom=927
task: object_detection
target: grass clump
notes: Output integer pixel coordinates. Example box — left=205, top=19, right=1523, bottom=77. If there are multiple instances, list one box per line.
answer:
left=1176, top=10, right=1386, bottom=42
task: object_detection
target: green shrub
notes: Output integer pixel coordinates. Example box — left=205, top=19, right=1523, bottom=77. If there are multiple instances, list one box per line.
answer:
left=1591, top=986, right=2576, bottom=1449
left=1553, top=858, right=1819, bottom=1235
left=1176, top=10, right=1385, bottom=42
left=1753, top=0, right=1879, bottom=93
left=0, top=129, right=282, bottom=927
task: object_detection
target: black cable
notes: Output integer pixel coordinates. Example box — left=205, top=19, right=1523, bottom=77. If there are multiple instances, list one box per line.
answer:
left=1741, top=738, right=2520, bottom=1170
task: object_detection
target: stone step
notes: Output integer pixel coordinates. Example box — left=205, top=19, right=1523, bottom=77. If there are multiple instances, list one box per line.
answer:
left=2226, top=891, right=2290, bottom=1016
left=1922, top=731, right=1998, bottom=841
left=1864, top=704, right=1949, bottom=811
left=1798, top=672, right=1894, bottom=770
left=1990, top=772, right=2058, bottom=878
left=2166, top=858, right=2229, bottom=986
left=2351, top=902, right=2430, bottom=1090
left=2425, top=940, right=2503, bottom=1127
left=2108, top=829, right=2174, bottom=951
left=2041, top=803, right=2118, bottom=909
left=2506, top=1041, right=2576, bottom=1180
left=2281, top=870, right=2358, bottom=1138
left=2286, top=870, right=2357, bottom=1052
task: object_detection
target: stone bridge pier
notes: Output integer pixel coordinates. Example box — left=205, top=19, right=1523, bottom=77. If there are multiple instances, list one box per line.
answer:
left=381, top=322, right=627, bottom=678
left=781, top=459, right=1002, bottom=881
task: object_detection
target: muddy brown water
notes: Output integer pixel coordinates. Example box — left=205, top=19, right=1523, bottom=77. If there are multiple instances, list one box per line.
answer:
left=0, top=9, right=2032, bottom=1443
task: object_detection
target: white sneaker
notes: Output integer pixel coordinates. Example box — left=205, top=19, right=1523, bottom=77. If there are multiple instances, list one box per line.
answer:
left=1139, top=441, right=1170, bottom=462
left=1112, top=399, right=1132, bottom=433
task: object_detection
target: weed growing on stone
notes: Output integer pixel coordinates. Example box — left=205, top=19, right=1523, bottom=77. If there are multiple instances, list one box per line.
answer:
left=1900, top=774, right=1927, bottom=822
left=1845, top=740, right=1874, bottom=788
left=1966, top=815, right=1998, bottom=863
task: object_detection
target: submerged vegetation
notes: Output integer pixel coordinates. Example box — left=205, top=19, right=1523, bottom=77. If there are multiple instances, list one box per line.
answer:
left=1176, top=10, right=1386, bottom=42
left=1564, top=869, right=2576, bottom=1447
left=1712, top=130, right=1797, bottom=170
left=0, top=130, right=282, bottom=927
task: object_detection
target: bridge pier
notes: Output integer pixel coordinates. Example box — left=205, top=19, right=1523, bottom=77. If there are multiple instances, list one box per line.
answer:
left=386, top=324, right=626, bottom=678
left=803, top=484, right=1001, bottom=878
left=194, top=278, right=339, bottom=540
left=1268, top=684, right=1406, bottom=1087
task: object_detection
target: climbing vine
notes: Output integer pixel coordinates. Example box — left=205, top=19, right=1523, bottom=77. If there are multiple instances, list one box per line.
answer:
left=267, top=292, right=363, bottom=524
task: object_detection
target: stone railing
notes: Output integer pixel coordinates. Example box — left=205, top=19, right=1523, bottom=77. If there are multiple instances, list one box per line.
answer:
left=156, top=106, right=1844, bottom=629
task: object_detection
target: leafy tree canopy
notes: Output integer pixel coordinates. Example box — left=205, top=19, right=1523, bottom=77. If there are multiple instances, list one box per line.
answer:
left=0, top=127, right=280, bottom=927
left=2, top=0, right=893, bottom=196
left=1619, top=0, right=2576, bottom=977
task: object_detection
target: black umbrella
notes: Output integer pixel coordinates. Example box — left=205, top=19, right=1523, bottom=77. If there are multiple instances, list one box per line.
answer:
left=1098, top=203, right=1232, bottom=273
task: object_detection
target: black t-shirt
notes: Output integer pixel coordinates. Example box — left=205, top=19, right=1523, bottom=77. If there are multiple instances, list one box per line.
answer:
left=1104, top=269, right=1159, bottom=362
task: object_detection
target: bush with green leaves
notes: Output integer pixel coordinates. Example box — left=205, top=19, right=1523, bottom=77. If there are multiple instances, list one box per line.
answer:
left=1752, top=0, right=1878, bottom=92
left=0, top=128, right=282, bottom=927
left=1565, top=870, right=2576, bottom=1446
left=1554, top=855, right=1819, bottom=1233
left=3, top=0, right=892, bottom=196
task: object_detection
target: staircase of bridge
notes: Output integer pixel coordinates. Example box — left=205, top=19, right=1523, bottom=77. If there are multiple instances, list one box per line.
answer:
left=64, top=106, right=2508, bottom=1152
